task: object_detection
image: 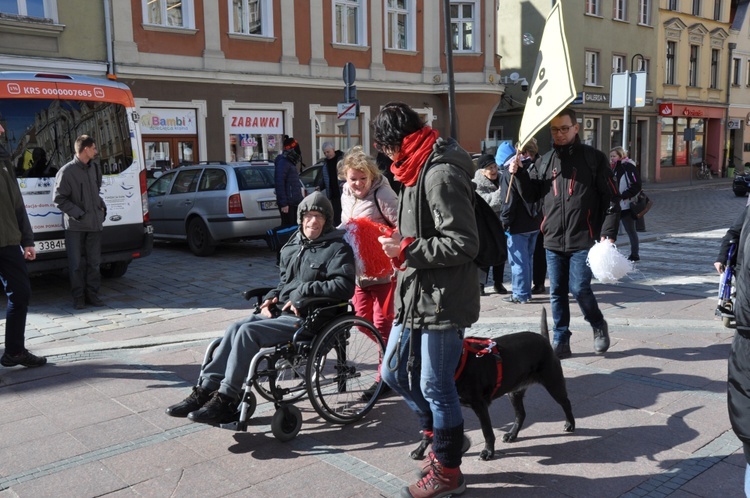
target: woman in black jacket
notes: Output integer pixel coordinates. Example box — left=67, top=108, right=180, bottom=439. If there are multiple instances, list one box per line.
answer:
left=610, top=147, right=641, bottom=262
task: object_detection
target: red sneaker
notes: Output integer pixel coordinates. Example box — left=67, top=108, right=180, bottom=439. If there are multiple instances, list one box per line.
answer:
left=401, top=460, right=465, bottom=498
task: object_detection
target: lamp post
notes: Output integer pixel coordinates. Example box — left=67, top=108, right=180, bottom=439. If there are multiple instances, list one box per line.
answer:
left=443, top=0, right=457, bottom=139
left=628, top=53, right=645, bottom=155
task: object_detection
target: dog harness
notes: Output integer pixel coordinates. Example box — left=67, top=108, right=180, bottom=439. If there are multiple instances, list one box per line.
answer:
left=455, top=336, right=503, bottom=396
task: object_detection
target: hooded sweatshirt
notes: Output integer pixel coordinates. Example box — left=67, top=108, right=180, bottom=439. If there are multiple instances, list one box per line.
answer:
left=264, top=191, right=356, bottom=310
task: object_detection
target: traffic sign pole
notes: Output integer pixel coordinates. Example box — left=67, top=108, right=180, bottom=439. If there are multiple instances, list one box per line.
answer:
left=343, top=62, right=356, bottom=150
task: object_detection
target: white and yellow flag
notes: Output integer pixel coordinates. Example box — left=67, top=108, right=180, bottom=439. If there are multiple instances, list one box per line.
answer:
left=517, top=2, right=577, bottom=150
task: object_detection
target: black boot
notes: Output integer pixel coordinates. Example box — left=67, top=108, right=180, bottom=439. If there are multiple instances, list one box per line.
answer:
left=187, top=391, right=238, bottom=425
left=166, top=386, right=212, bottom=417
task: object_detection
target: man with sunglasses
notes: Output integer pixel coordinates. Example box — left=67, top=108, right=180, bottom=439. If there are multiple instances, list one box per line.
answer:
left=508, top=108, right=620, bottom=359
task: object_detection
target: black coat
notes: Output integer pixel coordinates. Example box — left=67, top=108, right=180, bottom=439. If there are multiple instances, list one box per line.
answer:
left=720, top=206, right=750, bottom=463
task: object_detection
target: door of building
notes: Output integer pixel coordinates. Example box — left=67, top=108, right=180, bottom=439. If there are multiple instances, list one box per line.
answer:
left=143, top=137, right=197, bottom=171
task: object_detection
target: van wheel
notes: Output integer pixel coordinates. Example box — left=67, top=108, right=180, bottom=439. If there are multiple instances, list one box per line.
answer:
left=187, top=218, right=216, bottom=256
left=100, top=261, right=130, bottom=278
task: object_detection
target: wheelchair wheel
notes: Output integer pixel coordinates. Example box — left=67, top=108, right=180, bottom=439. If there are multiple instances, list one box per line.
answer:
left=253, top=353, right=307, bottom=403
left=271, top=405, right=303, bottom=442
left=305, top=315, right=385, bottom=425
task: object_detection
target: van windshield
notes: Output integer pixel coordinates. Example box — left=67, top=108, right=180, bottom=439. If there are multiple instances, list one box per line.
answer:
left=0, top=98, right=133, bottom=178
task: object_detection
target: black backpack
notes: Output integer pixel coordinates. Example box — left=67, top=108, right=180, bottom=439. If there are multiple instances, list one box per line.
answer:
left=416, top=161, right=507, bottom=268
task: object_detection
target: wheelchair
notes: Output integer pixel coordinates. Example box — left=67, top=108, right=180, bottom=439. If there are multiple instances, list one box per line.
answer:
left=197, top=288, right=386, bottom=442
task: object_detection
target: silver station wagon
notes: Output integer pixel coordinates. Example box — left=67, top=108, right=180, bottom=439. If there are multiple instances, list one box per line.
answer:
left=147, top=162, right=280, bottom=256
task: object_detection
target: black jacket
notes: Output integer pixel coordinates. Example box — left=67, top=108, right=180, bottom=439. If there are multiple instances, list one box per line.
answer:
left=515, top=140, right=621, bottom=252
left=612, top=159, right=641, bottom=211
left=719, top=206, right=750, bottom=464
left=499, top=162, right=542, bottom=234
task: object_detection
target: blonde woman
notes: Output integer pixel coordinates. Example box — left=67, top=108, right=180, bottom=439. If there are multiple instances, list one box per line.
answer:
left=338, top=146, right=398, bottom=400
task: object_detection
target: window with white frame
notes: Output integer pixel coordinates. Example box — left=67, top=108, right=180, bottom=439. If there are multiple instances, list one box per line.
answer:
left=334, top=0, right=367, bottom=46
left=713, top=0, right=721, bottom=20
left=585, top=0, right=599, bottom=15
left=612, top=54, right=625, bottom=74
left=143, top=0, right=194, bottom=28
left=450, top=1, right=479, bottom=52
left=585, top=51, right=600, bottom=86
left=638, top=0, right=651, bottom=24
left=0, top=0, right=57, bottom=20
left=230, top=0, right=272, bottom=36
left=710, top=49, right=719, bottom=88
left=385, top=0, right=415, bottom=51
left=689, top=45, right=699, bottom=86
left=747, top=59, right=750, bottom=86
left=668, top=0, right=678, bottom=10
left=692, top=0, right=701, bottom=15
left=613, top=0, right=627, bottom=20
left=666, top=41, right=676, bottom=85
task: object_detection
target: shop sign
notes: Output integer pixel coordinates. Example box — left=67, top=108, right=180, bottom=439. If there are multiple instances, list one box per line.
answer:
left=682, top=107, right=704, bottom=117
left=728, top=118, right=742, bottom=129
left=140, top=108, right=197, bottom=135
left=228, top=110, right=283, bottom=134
left=659, top=103, right=673, bottom=116
left=584, top=92, right=608, bottom=103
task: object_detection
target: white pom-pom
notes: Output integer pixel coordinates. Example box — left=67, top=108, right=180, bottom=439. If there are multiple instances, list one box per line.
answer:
left=587, top=240, right=634, bottom=283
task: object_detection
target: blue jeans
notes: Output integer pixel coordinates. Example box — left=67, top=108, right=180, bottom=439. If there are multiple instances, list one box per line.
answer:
left=382, top=323, right=464, bottom=433
left=507, top=231, right=539, bottom=301
left=0, top=245, right=31, bottom=355
left=546, top=249, right=605, bottom=343
left=746, top=463, right=750, bottom=497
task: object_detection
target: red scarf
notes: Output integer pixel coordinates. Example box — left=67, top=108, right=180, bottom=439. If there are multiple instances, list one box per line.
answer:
left=390, top=127, right=439, bottom=187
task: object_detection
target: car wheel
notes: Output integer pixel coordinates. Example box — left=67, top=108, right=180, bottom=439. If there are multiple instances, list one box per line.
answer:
left=187, top=217, right=217, bottom=256
left=100, top=261, right=130, bottom=278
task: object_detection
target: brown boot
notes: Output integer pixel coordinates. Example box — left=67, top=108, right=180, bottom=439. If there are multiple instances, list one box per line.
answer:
left=401, top=458, right=465, bottom=498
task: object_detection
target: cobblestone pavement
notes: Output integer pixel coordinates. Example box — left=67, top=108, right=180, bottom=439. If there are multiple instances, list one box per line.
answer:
left=0, top=177, right=748, bottom=497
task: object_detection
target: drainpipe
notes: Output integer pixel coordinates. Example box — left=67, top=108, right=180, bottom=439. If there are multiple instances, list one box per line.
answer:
left=103, top=0, right=115, bottom=79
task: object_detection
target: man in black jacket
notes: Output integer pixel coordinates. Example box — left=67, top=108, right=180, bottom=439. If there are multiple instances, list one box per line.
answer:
left=509, top=108, right=620, bottom=359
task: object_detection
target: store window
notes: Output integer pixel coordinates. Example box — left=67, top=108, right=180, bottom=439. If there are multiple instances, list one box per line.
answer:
left=660, top=117, right=704, bottom=167
left=140, top=108, right=199, bottom=172
left=313, top=110, right=363, bottom=162
left=225, top=109, right=285, bottom=161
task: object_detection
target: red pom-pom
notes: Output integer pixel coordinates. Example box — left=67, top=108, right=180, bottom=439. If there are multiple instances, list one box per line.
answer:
left=344, top=218, right=393, bottom=279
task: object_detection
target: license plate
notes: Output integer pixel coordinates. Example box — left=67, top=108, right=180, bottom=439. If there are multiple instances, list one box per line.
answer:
left=35, top=239, right=66, bottom=253
left=260, top=200, right=278, bottom=210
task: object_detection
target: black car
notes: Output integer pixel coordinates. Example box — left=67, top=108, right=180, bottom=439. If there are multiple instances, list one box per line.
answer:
left=733, top=173, right=750, bottom=197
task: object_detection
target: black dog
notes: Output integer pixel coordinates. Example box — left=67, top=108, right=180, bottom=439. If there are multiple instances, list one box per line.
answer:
left=411, top=309, right=575, bottom=461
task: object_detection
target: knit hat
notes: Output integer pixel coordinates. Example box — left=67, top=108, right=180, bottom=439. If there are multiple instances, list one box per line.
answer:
left=476, top=154, right=497, bottom=170
left=297, top=191, right=334, bottom=233
left=495, top=141, right=517, bottom=166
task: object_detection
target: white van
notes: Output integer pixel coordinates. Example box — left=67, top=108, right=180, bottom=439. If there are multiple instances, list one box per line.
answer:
left=0, top=72, right=153, bottom=277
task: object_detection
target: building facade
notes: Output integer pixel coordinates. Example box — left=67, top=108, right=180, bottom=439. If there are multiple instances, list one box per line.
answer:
left=655, top=0, right=731, bottom=182
left=0, top=1, right=503, bottom=166
left=727, top=0, right=750, bottom=174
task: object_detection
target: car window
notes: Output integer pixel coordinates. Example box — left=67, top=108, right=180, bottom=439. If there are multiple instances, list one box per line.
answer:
left=299, top=165, right=321, bottom=189
left=198, top=168, right=227, bottom=192
left=236, top=166, right=275, bottom=190
left=148, top=172, right=175, bottom=197
left=170, top=169, right=201, bottom=194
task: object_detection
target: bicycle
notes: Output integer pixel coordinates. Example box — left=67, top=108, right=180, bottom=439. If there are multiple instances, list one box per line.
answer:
left=695, top=161, right=712, bottom=180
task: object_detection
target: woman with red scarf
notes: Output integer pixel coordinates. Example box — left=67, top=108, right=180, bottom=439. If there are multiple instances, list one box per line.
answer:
left=376, top=102, right=479, bottom=498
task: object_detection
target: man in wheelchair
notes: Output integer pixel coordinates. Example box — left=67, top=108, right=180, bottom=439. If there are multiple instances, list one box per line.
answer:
left=166, top=192, right=356, bottom=425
